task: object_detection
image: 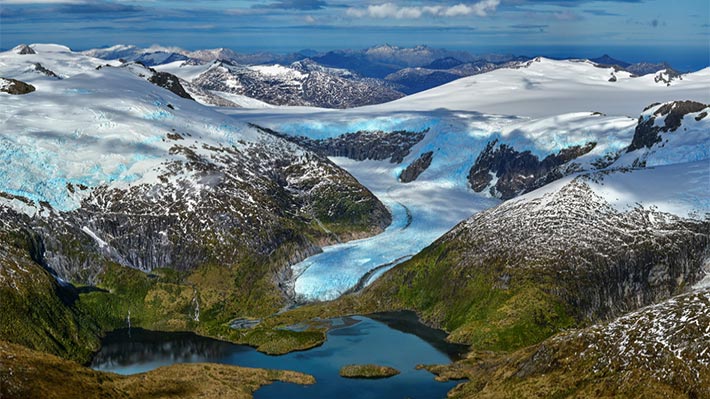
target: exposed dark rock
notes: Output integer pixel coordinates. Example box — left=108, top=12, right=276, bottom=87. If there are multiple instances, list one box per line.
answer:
left=0, top=78, right=36, bottom=95
left=627, top=101, right=708, bottom=152
left=653, top=68, right=683, bottom=85
left=256, top=124, right=427, bottom=164
left=625, top=62, right=675, bottom=76
left=399, top=151, right=433, bottom=183
left=590, top=54, right=630, bottom=68
left=148, top=71, right=194, bottom=100
left=0, top=124, right=391, bottom=291
left=468, top=140, right=596, bottom=199
left=14, top=44, right=36, bottom=55
left=32, top=63, right=59, bottom=79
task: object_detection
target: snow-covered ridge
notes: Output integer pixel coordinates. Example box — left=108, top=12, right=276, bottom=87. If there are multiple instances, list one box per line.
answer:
left=0, top=45, right=295, bottom=212
left=165, top=59, right=404, bottom=108
left=617, top=101, right=709, bottom=168
left=370, top=57, right=710, bottom=117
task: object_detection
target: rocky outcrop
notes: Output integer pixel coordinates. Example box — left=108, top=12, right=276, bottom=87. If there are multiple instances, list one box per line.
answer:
left=148, top=71, right=194, bottom=100
left=468, top=140, right=596, bottom=199
left=625, top=62, right=673, bottom=76
left=399, top=151, right=433, bottom=182
left=515, top=288, right=710, bottom=395
left=30, top=142, right=389, bottom=280
left=258, top=125, right=427, bottom=164
left=13, top=44, right=36, bottom=55
left=627, top=100, right=708, bottom=152
left=0, top=78, right=35, bottom=95
left=653, top=68, right=683, bottom=85
left=32, top=63, right=59, bottom=78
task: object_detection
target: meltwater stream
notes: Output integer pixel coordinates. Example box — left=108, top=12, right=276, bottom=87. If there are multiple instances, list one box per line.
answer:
left=91, top=312, right=468, bottom=399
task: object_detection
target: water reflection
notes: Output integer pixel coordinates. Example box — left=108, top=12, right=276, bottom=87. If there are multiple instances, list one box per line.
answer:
left=91, top=312, right=465, bottom=399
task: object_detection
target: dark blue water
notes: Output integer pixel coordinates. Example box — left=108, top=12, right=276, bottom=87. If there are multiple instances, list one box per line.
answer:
left=90, top=312, right=468, bottom=399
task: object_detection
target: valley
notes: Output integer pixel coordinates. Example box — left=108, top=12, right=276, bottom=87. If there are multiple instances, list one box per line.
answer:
left=0, top=42, right=708, bottom=399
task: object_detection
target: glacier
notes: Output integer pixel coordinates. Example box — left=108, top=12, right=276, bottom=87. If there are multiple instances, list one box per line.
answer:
left=258, top=110, right=639, bottom=301
left=225, top=59, right=709, bottom=301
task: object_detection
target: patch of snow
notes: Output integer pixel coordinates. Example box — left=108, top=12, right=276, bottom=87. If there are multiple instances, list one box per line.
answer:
left=82, top=226, right=108, bottom=248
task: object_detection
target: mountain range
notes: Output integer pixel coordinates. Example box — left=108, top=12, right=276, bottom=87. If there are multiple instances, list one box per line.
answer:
left=80, top=44, right=686, bottom=108
left=0, top=43, right=708, bottom=399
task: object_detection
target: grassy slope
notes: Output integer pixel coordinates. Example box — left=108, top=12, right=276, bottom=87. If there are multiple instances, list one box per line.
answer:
left=358, top=239, right=576, bottom=352
left=424, top=291, right=710, bottom=398
left=0, top=230, right=102, bottom=362
left=0, top=340, right=314, bottom=399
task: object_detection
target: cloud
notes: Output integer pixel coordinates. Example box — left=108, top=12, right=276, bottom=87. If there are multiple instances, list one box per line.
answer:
left=510, top=24, right=548, bottom=29
left=509, top=0, right=641, bottom=6
left=346, top=0, right=500, bottom=19
left=58, top=1, right=142, bottom=13
left=553, top=10, right=582, bottom=20
left=261, top=0, right=328, bottom=10
left=1, top=0, right=85, bottom=3
left=583, top=9, right=621, bottom=16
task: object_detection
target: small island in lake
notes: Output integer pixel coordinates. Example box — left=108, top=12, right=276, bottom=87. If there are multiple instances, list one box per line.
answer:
left=339, top=364, right=400, bottom=379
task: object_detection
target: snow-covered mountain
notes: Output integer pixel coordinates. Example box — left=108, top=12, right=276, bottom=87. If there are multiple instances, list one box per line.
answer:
left=155, top=59, right=404, bottom=108
left=0, top=43, right=389, bottom=285
left=369, top=57, right=710, bottom=117
left=83, top=44, right=695, bottom=109
left=225, top=55, right=709, bottom=301
left=2, top=42, right=709, bottom=398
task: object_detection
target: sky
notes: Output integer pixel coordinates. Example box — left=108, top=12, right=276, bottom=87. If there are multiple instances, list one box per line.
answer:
left=1, top=0, right=709, bottom=70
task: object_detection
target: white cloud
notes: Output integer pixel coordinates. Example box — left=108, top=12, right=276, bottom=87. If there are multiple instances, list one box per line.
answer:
left=1, top=0, right=86, bottom=3
left=346, top=1, right=500, bottom=19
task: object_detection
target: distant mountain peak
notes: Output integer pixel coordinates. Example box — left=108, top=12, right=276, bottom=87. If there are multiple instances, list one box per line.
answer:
left=590, top=54, right=630, bottom=68
left=12, top=44, right=36, bottom=55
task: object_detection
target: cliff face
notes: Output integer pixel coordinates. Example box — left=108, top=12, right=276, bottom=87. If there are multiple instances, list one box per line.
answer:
left=627, top=100, right=707, bottom=155
left=399, top=151, right=434, bottom=183
left=468, top=140, right=596, bottom=199
left=260, top=125, right=427, bottom=164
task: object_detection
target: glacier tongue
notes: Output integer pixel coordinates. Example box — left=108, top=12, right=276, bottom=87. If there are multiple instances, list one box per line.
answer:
left=293, top=158, right=499, bottom=301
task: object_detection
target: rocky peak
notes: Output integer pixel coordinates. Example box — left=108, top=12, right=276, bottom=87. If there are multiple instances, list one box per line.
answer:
left=468, top=140, right=596, bottom=199
left=399, top=151, right=434, bottom=183
left=627, top=101, right=708, bottom=152
left=255, top=125, right=426, bottom=164
left=32, top=63, right=59, bottom=78
left=13, top=44, right=36, bottom=55
left=148, top=71, right=194, bottom=100
left=0, top=78, right=36, bottom=95
left=653, top=68, right=683, bottom=85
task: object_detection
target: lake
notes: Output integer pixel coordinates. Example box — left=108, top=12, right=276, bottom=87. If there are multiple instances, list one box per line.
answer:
left=91, top=311, right=467, bottom=399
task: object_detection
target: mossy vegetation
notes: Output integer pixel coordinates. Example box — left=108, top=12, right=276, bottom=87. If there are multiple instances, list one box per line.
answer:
left=339, top=364, right=400, bottom=379
left=356, top=240, right=575, bottom=352
left=0, top=340, right=314, bottom=399
left=0, top=230, right=102, bottom=363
